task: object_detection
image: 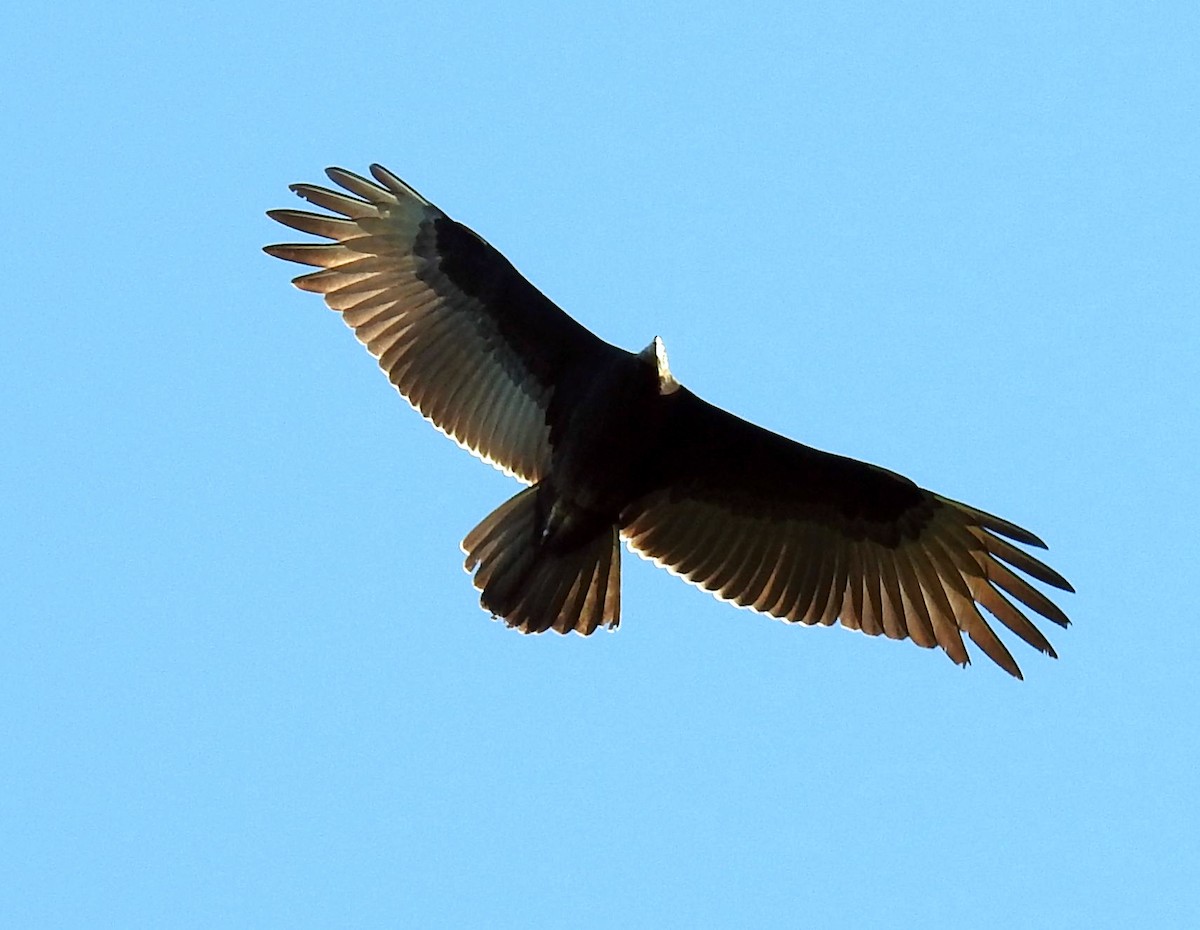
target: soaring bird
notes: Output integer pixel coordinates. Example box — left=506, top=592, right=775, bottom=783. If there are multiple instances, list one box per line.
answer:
left=266, top=164, right=1072, bottom=678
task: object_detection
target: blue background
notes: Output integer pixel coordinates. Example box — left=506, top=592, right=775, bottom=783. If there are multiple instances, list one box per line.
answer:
left=5, top=2, right=1198, bottom=926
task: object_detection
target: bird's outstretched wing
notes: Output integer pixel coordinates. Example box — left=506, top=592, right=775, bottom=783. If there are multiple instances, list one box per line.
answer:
left=265, top=164, right=619, bottom=484
left=621, top=389, right=1073, bottom=677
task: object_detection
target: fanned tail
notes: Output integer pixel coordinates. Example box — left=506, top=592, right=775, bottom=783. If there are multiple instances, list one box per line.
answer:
left=462, top=488, right=621, bottom=635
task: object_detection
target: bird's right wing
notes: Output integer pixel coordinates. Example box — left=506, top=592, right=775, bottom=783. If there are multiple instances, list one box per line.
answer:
left=266, top=164, right=621, bottom=484
left=621, top=389, right=1073, bottom=677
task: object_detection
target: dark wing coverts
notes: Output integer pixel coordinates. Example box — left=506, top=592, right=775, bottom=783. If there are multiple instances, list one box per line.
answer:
left=621, top=390, right=1073, bottom=678
left=265, top=164, right=615, bottom=484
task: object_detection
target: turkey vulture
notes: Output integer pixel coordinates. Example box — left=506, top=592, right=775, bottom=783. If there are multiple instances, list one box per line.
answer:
left=265, top=164, right=1072, bottom=678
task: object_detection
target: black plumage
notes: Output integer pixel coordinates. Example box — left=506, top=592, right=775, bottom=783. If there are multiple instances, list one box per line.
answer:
left=266, top=164, right=1073, bottom=677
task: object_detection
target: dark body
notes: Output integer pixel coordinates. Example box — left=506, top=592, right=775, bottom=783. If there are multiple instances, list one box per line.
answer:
left=548, top=352, right=668, bottom=531
left=266, top=164, right=1072, bottom=677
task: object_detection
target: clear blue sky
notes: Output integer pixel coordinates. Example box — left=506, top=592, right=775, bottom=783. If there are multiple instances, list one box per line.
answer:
left=5, top=2, right=1198, bottom=927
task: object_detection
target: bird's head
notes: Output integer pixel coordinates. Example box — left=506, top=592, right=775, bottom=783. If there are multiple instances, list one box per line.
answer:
left=639, top=336, right=681, bottom=396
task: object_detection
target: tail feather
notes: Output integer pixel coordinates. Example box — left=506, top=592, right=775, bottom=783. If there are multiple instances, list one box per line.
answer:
left=462, top=488, right=621, bottom=634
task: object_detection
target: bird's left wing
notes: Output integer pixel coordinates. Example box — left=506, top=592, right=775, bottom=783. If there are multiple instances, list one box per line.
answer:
left=620, top=389, right=1073, bottom=677
left=266, top=164, right=620, bottom=484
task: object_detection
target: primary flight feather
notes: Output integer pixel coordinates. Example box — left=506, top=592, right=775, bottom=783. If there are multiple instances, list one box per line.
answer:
left=266, top=164, right=1073, bottom=677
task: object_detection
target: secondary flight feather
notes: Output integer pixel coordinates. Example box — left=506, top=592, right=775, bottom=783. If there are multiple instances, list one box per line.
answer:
left=266, top=164, right=1073, bottom=678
